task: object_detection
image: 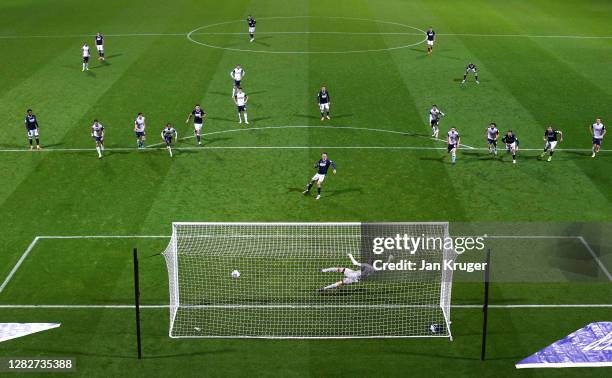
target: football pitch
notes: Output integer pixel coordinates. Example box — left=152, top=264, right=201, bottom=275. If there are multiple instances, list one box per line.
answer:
left=0, top=0, right=611, bottom=376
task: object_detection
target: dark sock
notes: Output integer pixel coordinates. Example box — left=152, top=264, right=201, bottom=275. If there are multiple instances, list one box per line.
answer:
left=306, top=182, right=313, bottom=191
left=512, top=154, right=516, bottom=161
left=550, top=151, right=554, bottom=156
left=321, top=112, right=324, bottom=117
left=463, top=75, right=467, bottom=80
left=36, top=138, right=39, bottom=145
left=326, top=111, right=330, bottom=116
left=475, top=75, right=479, bottom=81
left=29, top=139, right=33, bottom=145
left=317, top=187, right=321, bottom=195
left=196, top=135, right=201, bottom=142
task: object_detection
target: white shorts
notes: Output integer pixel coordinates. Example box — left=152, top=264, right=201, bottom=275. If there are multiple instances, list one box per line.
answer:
left=427, top=40, right=434, bottom=46
left=194, top=123, right=203, bottom=131
left=506, top=142, right=517, bottom=151
left=343, top=268, right=361, bottom=285
left=249, top=27, right=255, bottom=33
left=319, top=103, right=329, bottom=112
left=96, top=45, right=104, bottom=52
left=27, top=129, right=39, bottom=138
left=546, top=141, right=558, bottom=151
left=311, top=173, right=326, bottom=183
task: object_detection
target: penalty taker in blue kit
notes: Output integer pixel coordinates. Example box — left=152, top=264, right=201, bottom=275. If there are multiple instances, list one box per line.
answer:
left=318, top=253, right=393, bottom=292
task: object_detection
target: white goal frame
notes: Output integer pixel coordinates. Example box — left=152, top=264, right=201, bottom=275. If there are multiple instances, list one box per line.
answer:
left=162, top=222, right=456, bottom=339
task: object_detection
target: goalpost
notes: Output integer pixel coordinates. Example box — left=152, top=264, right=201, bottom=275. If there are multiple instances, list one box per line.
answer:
left=162, top=222, right=457, bottom=339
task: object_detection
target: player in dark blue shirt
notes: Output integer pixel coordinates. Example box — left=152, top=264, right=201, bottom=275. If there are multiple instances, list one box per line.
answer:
left=24, top=109, right=41, bottom=150
left=462, top=63, right=479, bottom=84
left=185, top=104, right=207, bottom=145
left=426, top=27, right=435, bottom=55
left=502, top=130, right=519, bottom=164
left=317, top=86, right=331, bottom=121
left=540, top=126, right=563, bottom=162
left=95, top=32, right=105, bottom=61
left=303, top=152, right=337, bottom=200
left=247, top=15, right=256, bottom=42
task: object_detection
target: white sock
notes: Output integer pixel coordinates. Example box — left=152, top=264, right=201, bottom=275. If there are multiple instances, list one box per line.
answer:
left=323, top=282, right=342, bottom=291
left=168, top=146, right=172, bottom=157
left=96, top=146, right=101, bottom=156
left=238, top=114, right=242, bottom=122
left=100, top=144, right=104, bottom=151
left=321, top=268, right=341, bottom=273
left=244, top=113, right=248, bottom=123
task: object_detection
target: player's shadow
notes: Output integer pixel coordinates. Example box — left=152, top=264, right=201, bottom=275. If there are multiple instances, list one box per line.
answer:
left=249, top=116, right=272, bottom=123
left=208, top=116, right=238, bottom=122
left=253, top=36, right=272, bottom=47
left=332, top=113, right=353, bottom=120
left=248, top=90, right=267, bottom=95
left=419, top=155, right=446, bottom=163
left=86, top=70, right=96, bottom=77
left=209, top=91, right=233, bottom=97
left=327, top=187, right=362, bottom=197
left=294, top=114, right=321, bottom=120
left=105, top=53, right=122, bottom=59
left=145, top=348, right=236, bottom=359
left=203, top=137, right=232, bottom=145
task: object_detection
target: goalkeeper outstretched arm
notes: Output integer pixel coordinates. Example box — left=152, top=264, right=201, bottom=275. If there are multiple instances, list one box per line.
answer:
left=317, top=253, right=393, bottom=292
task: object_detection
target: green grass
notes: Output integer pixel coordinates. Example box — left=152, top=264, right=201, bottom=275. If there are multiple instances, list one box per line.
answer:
left=0, top=0, right=611, bottom=376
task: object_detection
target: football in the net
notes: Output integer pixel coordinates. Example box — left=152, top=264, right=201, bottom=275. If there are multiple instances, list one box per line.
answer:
left=231, top=270, right=241, bottom=279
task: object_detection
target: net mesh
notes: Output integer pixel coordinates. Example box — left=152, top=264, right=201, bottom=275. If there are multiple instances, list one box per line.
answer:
left=162, top=222, right=456, bottom=339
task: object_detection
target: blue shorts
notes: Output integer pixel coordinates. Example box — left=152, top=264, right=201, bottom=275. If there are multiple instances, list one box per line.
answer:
left=234, top=80, right=241, bottom=87
left=237, top=105, right=246, bottom=112
left=135, top=131, right=145, bottom=138
left=447, top=143, right=457, bottom=152
left=164, top=137, right=172, bottom=144
left=487, top=138, right=497, bottom=145
left=592, top=138, right=602, bottom=146
left=94, top=136, right=103, bottom=142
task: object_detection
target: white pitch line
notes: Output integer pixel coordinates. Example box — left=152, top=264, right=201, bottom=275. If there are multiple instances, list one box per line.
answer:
left=438, top=32, right=612, bottom=40
left=0, top=304, right=610, bottom=309
left=0, top=145, right=608, bottom=153
left=0, top=237, right=40, bottom=293
left=1, top=32, right=611, bottom=40
left=190, top=31, right=425, bottom=36
left=578, top=236, right=612, bottom=281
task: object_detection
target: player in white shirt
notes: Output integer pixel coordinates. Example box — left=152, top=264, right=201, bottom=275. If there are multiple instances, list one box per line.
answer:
left=590, top=118, right=606, bottom=158
left=82, top=43, right=90, bottom=71
left=234, top=87, right=249, bottom=124
left=91, top=119, right=105, bottom=159
left=230, top=65, right=245, bottom=96
left=447, top=127, right=460, bottom=165
left=161, top=123, right=178, bottom=158
left=429, top=105, right=445, bottom=138
left=485, top=122, right=499, bottom=156
left=134, top=113, right=146, bottom=149
left=318, top=253, right=393, bottom=292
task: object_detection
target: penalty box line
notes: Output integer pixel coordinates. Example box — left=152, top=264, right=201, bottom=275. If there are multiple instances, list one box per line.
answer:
left=0, top=304, right=611, bottom=309
left=0, top=234, right=609, bottom=295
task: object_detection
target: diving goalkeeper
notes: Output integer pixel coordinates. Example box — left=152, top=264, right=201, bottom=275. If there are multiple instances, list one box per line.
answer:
left=318, top=253, right=392, bottom=292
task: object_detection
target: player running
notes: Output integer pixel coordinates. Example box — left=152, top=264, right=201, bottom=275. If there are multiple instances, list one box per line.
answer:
left=24, top=109, right=42, bottom=150
left=426, top=27, right=435, bottom=55
left=590, top=118, right=606, bottom=158
left=502, top=130, right=519, bottom=164
left=447, top=127, right=460, bottom=165
left=82, top=43, right=90, bottom=71
left=95, top=32, right=105, bottom=61
left=247, top=15, right=256, bottom=42
left=234, top=87, right=249, bottom=124
left=91, top=119, right=105, bottom=159
left=429, top=105, right=445, bottom=138
left=462, top=63, right=479, bottom=84
left=161, top=123, right=178, bottom=158
left=540, top=126, right=563, bottom=162
left=317, top=86, right=331, bottom=121
left=486, top=122, right=499, bottom=156
left=185, top=104, right=207, bottom=145
left=303, top=152, right=336, bottom=200
left=134, top=113, right=146, bottom=149
left=230, top=65, right=245, bottom=97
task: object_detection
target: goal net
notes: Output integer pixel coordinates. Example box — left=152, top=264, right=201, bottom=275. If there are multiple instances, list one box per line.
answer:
left=162, top=222, right=457, bottom=339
